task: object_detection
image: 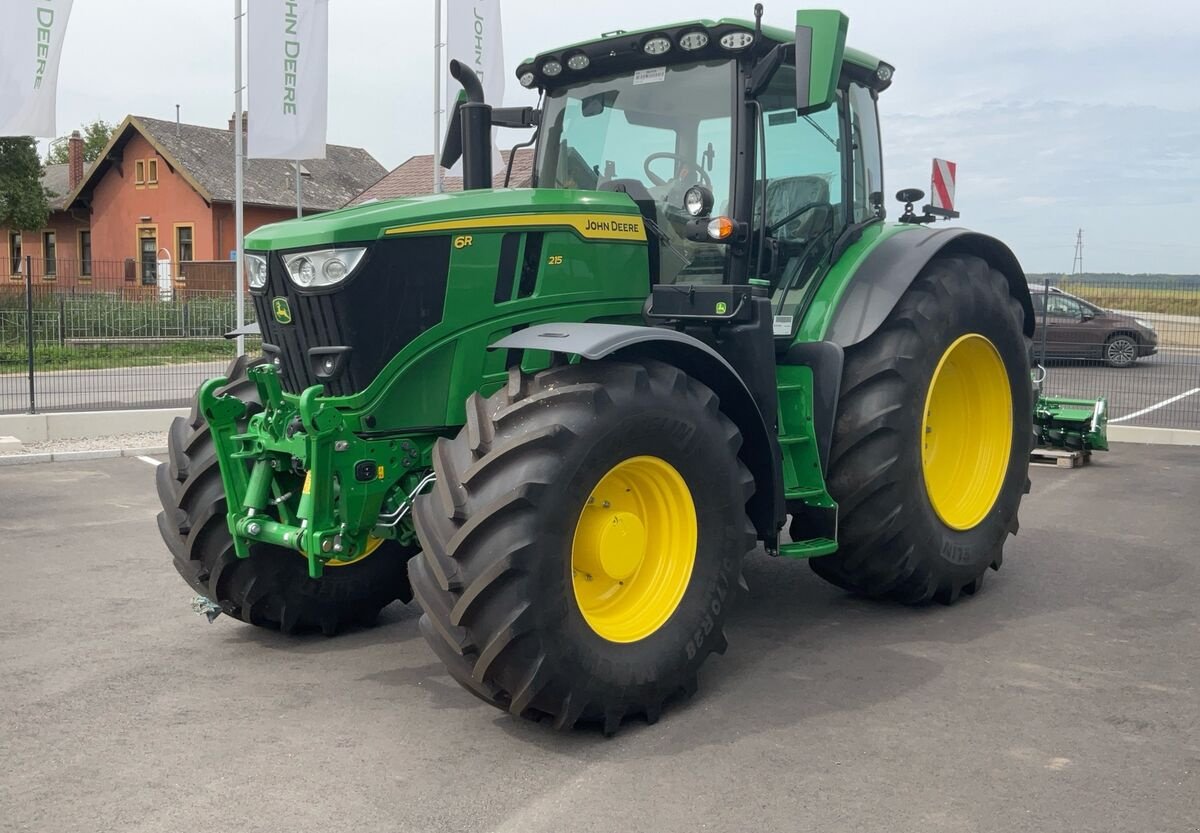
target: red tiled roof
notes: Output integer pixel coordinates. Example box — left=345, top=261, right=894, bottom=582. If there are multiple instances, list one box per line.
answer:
left=349, top=147, right=535, bottom=205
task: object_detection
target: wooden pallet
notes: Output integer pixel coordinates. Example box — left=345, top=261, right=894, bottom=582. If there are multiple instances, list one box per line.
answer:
left=1030, top=447, right=1091, bottom=468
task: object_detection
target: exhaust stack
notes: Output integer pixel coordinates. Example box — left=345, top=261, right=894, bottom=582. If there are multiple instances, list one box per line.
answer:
left=445, top=60, right=493, bottom=190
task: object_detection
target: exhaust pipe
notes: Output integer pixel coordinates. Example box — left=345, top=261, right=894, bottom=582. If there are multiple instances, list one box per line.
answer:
left=448, top=60, right=492, bottom=190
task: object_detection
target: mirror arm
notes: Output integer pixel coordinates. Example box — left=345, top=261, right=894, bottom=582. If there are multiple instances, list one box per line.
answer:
left=491, top=107, right=541, bottom=129
left=747, top=43, right=789, bottom=97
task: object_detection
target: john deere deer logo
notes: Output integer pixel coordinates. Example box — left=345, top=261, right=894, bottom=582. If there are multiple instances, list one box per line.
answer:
left=272, top=297, right=293, bottom=324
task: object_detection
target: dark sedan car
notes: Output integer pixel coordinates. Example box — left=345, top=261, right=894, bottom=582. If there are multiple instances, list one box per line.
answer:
left=1029, top=286, right=1158, bottom=367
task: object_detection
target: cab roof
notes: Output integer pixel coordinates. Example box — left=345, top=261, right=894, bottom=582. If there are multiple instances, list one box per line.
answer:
left=517, top=16, right=888, bottom=92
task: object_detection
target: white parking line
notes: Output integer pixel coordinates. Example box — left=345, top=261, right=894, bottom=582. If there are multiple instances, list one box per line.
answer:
left=135, top=456, right=161, bottom=466
left=1110, top=388, right=1200, bottom=424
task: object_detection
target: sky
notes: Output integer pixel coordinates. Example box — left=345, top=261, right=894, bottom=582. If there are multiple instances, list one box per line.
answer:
left=46, top=0, right=1200, bottom=274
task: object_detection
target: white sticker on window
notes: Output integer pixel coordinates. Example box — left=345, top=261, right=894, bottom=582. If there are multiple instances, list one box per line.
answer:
left=773, top=315, right=794, bottom=336
left=633, top=67, right=667, bottom=85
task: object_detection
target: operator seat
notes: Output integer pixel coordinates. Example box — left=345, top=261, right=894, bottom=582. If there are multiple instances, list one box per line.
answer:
left=755, top=175, right=832, bottom=240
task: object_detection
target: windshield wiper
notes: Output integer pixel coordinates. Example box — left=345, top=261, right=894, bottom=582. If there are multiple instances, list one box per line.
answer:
left=803, top=115, right=838, bottom=149
left=642, top=213, right=693, bottom=267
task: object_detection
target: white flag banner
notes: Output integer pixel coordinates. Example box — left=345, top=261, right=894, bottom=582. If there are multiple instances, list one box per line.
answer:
left=247, top=0, right=329, bottom=159
left=0, top=0, right=75, bottom=138
left=445, top=0, right=505, bottom=176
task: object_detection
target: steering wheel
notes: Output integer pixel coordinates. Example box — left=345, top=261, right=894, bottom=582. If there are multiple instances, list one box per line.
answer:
left=643, top=152, right=712, bottom=190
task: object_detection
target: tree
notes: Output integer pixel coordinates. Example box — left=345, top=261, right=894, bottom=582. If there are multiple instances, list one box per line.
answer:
left=45, top=119, right=115, bottom=165
left=0, top=137, right=50, bottom=232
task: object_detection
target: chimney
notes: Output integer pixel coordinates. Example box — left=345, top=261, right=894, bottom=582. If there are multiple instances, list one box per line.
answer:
left=68, top=130, right=84, bottom=190
left=228, top=111, right=249, bottom=132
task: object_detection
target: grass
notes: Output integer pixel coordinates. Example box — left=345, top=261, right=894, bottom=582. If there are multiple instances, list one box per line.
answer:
left=0, top=291, right=251, bottom=341
left=1057, top=283, right=1200, bottom=317
left=0, top=340, right=238, bottom=371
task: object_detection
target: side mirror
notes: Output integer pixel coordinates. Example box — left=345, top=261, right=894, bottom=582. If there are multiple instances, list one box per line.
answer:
left=795, top=10, right=849, bottom=115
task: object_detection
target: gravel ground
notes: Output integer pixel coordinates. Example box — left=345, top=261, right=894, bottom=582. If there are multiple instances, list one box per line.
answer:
left=6, top=430, right=166, bottom=455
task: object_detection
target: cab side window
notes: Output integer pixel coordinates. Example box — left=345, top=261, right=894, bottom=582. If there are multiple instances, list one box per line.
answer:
left=847, top=83, right=883, bottom=222
left=1047, top=296, right=1083, bottom=317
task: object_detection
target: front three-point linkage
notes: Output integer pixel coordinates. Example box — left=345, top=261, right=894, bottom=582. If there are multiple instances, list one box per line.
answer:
left=202, top=363, right=432, bottom=579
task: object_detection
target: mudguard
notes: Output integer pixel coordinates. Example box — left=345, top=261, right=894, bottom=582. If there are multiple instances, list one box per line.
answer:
left=824, top=227, right=1035, bottom=348
left=492, top=323, right=785, bottom=543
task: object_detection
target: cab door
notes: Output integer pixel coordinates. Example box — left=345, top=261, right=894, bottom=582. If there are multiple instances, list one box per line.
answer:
left=752, top=63, right=850, bottom=338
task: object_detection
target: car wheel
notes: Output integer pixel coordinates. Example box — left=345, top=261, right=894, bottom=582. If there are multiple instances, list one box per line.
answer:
left=1104, top=335, right=1138, bottom=368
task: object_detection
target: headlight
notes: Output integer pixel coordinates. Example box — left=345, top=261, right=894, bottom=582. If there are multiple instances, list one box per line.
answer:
left=282, top=247, right=367, bottom=289
left=643, top=36, right=672, bottom=55
left=684, top=185, right=713, bottom=217
left=1135, top=318, right=1155, bottom=331
left=719, top=31, right=754, bottom=50
left=245, top=253, right=268, bottom=289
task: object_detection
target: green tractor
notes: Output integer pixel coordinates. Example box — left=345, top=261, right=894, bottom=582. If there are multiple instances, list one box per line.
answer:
left=157, top=7, right=1035, bottom=732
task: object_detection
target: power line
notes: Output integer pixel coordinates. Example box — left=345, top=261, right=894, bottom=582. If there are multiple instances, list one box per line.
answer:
left=1071, top=228, right=1084, bottom=275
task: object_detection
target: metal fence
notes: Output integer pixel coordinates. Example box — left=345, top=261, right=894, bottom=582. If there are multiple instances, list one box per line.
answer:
left=2, top=254, right=1198, bottom=431
left=1, top=257, right=255, bottom=415
left=1030, top=276, right=1200, bottom=430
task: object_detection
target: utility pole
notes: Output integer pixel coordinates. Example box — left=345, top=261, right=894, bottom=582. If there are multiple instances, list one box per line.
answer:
left=1071, top=228, right=1084, bottom=276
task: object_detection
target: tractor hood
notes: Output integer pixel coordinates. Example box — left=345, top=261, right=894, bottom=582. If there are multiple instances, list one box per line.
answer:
left=244, top=188, right=643, bottom=250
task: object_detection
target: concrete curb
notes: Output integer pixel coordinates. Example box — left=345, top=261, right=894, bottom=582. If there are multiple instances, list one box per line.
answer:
left=0, top=408, right=186, bottom=443
left=0, top=446, right=167, bottom=467
left=1109, top=425, right=1200, bottom=447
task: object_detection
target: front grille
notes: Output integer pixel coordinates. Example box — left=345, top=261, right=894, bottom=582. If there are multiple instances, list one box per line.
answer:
left=254, top=236, right=451, bottom=396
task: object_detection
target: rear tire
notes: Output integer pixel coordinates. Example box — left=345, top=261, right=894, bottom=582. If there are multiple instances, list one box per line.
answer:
left=410, top=359, right=755, bottom=733
left=156, top=355, right=414, bottom=635
left=807, top=255, right=1033, bottom=604
left=1104, top=334, right=1138, bottom=368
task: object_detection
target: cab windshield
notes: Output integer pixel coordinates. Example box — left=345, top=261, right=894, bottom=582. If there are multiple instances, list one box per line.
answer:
left=536, top=60, right=734, bottom=284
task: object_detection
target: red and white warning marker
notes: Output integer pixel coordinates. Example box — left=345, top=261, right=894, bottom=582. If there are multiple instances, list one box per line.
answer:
left=931, top=158, right=957, bottom=213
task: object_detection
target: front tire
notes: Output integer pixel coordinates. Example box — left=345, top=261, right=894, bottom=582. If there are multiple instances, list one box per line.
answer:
left=156, top=355, right=414, bottom=635
left=409, top=359, right=755, bottom=733
left=1104, top=334, right=1138, bottom=368
left=807, top=254, right=1033, bottom=604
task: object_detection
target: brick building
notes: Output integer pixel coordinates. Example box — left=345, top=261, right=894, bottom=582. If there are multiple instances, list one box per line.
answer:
left=2, top=131, right=91, bottom=283
left=348, top=147, right=534, bottom=205
left=2, top=115, right=385, bottom=288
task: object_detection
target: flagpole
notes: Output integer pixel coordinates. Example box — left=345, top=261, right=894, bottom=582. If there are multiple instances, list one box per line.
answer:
left=234, top=0, right=246, bottom=356
left=432, top=0, right=443, bottom=194
left=296, top=164, right=303, bottom=218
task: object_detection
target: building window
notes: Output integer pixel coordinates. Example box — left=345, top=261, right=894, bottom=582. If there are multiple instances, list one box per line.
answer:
left=43, top=231, right=57, bottom=277
left=175, top=225, right=194, bottom=262
left=79, top=230, right=92, bottom=277
left=147, top=158, right=159, bottom=186
left=7, top=231, right=20, bottom=276
left=139, top=226, right=157, bottom=284
left=135, top=159, right=145, bottom=185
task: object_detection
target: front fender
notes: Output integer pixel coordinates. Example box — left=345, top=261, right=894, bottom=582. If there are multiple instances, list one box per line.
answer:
left=492, top=323, right=784, bottom=543
left=823, top=226, right=1035, bottom=348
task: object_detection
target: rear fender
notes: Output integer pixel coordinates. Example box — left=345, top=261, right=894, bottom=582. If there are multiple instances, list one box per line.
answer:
left=491, top=323, right=784, bottom=543
left=824, top=227, right=1035, bottom=348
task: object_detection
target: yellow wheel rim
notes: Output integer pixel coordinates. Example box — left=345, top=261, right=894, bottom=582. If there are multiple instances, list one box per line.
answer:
left=921, top=334, right=1013, bottom=531
left=324, top=534, right=384, bottom=569
left=571, top=456, right=697, bottom=643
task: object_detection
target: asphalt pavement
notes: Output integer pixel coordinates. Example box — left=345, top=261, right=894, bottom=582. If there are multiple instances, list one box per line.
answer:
left=0, top=361, right=223, bottom=414
left=1042, top=348, right=1200, bottom=429
left=1, top=447, right=1197, bottom=832
left=3, top=348, right=1199, bottom=434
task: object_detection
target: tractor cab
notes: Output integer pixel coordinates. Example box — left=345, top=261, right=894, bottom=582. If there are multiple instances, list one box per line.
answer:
left=448, top=9, right=893, bottom=340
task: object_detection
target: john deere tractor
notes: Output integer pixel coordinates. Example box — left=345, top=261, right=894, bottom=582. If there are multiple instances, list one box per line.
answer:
left=157, top=7, right=1036, bottom=732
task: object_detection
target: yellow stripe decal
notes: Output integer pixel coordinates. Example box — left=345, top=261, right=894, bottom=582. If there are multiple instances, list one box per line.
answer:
left=383, top=212, right=646, bottom=242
